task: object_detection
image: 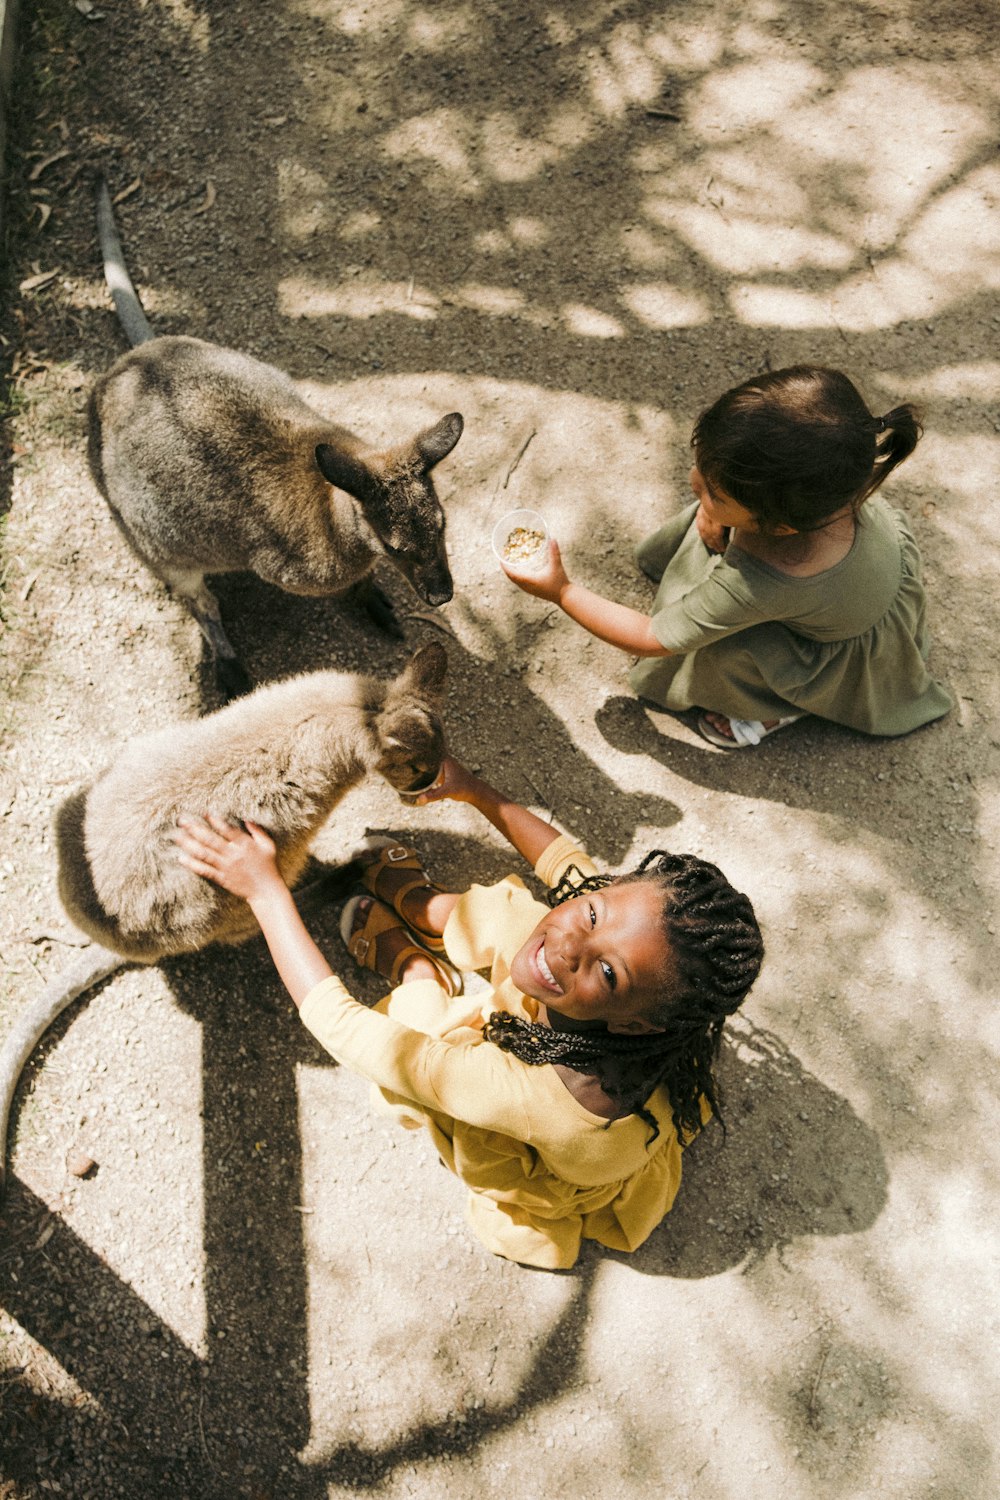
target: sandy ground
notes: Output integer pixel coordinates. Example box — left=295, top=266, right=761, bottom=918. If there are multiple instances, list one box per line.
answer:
left=1, top=1, right=999, bottom=1497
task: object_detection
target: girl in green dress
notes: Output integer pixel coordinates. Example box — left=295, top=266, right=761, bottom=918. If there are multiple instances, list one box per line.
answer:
left=502, top=366, right=952, bottom=747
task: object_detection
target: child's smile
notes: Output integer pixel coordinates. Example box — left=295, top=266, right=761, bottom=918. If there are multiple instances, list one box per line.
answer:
left=527, top=934, right=561, bottom=995
left=510, top=882, right=672, bottom=1035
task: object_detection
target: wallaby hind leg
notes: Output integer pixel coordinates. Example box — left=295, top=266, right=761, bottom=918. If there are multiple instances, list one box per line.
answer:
left=347, top=575, right=405, bottom=639
left=160, top=565, right=253, bottom=699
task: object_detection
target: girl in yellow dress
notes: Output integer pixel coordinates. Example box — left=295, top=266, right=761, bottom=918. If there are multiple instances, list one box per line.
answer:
left=173, top=759, right=763, bottom=1269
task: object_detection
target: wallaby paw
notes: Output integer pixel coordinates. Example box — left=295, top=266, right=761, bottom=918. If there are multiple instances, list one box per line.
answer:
left=364, top=593, right=405, bottom=638
left=216, top=657, right=254, bottom=701
left=348, top=577, right=404, bottom=638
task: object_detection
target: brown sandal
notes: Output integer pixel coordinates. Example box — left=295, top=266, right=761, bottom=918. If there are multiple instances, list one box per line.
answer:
left=357, top=840, right=449, bottom=954
left=340, top=895, right=462, bottom=996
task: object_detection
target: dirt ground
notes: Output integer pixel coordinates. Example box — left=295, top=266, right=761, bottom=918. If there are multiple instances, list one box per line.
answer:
left=1, top=1, right=998, bottom=1497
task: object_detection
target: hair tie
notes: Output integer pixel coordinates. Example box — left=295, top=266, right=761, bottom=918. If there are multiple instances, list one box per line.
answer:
left=874, top=415, right=888, bottom=434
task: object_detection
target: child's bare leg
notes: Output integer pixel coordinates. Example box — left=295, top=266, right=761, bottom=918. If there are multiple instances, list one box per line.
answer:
left=360, top=852, right=459, bottom=939
left=403, top=888, right=459, bottom=936
left=348, top=897, right=443, bottom=983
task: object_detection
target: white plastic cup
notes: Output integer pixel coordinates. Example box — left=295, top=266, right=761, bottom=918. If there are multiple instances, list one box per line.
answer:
left=397, top=766, right=445, bottom=803
left=491, top=508, right=549, bottom=574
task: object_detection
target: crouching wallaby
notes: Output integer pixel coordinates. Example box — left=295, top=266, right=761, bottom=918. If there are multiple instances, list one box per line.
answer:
left=0, top=642, right=448, bottom=1195
left=89, top=178, right=463, bottom=698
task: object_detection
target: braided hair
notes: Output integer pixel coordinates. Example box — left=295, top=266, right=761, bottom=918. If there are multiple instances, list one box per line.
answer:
left=483, top=853, right=764, bottom=1146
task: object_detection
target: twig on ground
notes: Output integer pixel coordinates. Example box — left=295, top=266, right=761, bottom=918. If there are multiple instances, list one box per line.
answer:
left=519, top=772, right=553, bottom=820
left=806, top=1345, right=831, bottom=1426
left=503, top=430, right=536, bottom=489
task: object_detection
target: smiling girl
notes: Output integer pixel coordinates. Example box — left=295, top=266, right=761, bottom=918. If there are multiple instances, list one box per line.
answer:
left=173, top=759, right=763, bottom=1269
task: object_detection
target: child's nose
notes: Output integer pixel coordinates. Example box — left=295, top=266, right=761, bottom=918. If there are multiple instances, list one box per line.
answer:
left=558, top=908, right=592, bottom=971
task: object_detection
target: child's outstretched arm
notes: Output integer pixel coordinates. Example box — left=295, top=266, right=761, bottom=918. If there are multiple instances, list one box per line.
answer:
left=501, top=538, right=671, bottom=658
left=172, top=815, right=329, bottom=1009
left=415, top=757, right=563, bottom=868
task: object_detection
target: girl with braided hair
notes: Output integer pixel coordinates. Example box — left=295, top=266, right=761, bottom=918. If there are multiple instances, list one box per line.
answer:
left=173, top=758, right=763, bottom=1269
left=502, top=366, right=952, bottom=746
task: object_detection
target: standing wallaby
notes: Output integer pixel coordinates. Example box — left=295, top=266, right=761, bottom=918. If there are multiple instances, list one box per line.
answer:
left=89, top=178, right=463, bottom=697
left=0, top=642, right=448, bottom=1195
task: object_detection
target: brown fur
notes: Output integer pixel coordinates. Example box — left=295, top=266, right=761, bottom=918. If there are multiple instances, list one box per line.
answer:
left=57, top=644, right=448, bottom=961
left=0, top=644, right=448, bottom=1192
left=91, top=182, right=462, bottom=695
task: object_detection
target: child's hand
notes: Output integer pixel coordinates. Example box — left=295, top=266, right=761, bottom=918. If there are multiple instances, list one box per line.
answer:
left=413, top=755, right=479, bottom=805
left=173, top=814, right=284, bottom=905
left=501, top=536, right=568, bottom=602
left=695, top=503, right=729, bottom=554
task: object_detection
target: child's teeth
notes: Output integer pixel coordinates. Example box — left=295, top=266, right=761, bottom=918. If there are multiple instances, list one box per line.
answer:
left=538, top=944, right=556, bottom=987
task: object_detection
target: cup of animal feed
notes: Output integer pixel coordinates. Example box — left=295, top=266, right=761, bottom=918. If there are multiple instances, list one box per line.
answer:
left=397, top=766, right=446, bottom=803
left=491, top=509, right=550, bottom=574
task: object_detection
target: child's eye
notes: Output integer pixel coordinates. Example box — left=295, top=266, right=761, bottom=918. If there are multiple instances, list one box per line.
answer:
left=601, top=960, right=616, bottom=991
left=588, top=903, right=597, bottom=928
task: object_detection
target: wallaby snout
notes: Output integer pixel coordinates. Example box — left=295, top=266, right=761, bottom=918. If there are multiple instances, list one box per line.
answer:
left=398, top=546, right=454, bottom=610
left=316, top=411, right=463, bottom=615
left=374, top=641, right=448, bottom=794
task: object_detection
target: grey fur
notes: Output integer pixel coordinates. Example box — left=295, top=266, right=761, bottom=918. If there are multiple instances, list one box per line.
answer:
left=91, top=179, right=463, bottom=693
left=0, top=643, right=448, bottom=1195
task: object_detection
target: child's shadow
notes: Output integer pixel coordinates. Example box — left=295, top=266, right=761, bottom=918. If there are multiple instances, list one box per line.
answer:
left=595, top=693, right=939, bottom=842
left=597, top=1017, right=887, bottom=1277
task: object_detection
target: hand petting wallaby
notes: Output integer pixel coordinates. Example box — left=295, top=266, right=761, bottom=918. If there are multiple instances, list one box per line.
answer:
left=0, top=642, right=448, bottom=1195
left=89, top=178, right=463, bottom=698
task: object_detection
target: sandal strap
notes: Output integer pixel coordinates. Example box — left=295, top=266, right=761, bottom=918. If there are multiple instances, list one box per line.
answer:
left=359, top=842, right=447, bottom=953
left=344, top=896, right=460, bottom=995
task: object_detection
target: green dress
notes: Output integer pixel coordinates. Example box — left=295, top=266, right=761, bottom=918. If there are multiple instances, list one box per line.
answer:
left=628, top=499, right=953, bottom=736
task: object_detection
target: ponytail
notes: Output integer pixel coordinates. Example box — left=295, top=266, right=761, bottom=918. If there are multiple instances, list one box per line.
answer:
left=864, top=404, right=923, bottom=504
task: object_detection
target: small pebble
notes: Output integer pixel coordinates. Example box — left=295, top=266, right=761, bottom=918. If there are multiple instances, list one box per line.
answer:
left=65, top=1147, right=97, bottom=1179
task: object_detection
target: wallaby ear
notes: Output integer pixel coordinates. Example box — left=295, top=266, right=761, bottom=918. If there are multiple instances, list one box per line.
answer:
left=399, top=641, right=448, bottom=698
left=315, top=443, right=372, bottom=500
left=415, top=413, right=463, bottom=471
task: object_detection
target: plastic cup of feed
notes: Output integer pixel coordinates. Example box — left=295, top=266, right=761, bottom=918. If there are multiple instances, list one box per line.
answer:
left=491, top=509, right=550, bottom=574
left=397, top=766, right=446, bottom=803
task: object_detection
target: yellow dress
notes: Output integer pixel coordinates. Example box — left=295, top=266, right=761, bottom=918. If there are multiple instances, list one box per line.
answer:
left=298, top=836, right=692, bottom=1270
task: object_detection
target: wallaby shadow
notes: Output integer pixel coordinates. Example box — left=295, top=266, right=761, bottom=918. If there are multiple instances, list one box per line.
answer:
left=205, top=569, right=411, bottom=706
left=596, top=1017, right=888, bottom=1277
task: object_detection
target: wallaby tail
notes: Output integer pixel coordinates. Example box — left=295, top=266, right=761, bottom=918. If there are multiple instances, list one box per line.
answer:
left=96, top=177, right=156, bottom=347
left=0, top=943, right=125, bottom=1200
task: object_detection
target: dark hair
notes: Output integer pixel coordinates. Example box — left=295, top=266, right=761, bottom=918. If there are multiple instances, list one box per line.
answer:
left=484, top=853, right=764, bottom=1147
left=692, top=365, right=922, bottom=533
